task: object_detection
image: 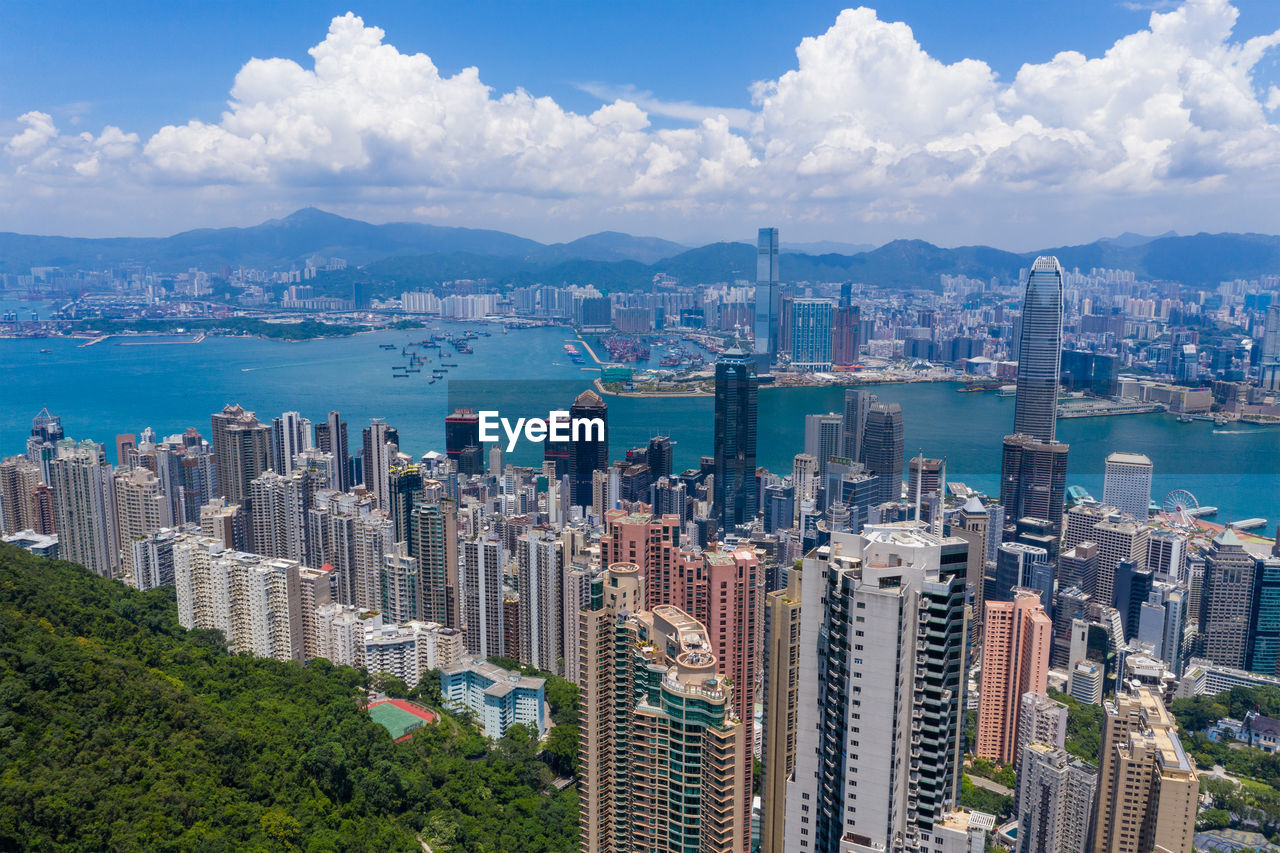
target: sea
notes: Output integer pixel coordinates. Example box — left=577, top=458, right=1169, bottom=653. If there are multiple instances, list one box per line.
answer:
left=1, top=319, right=1277, bottom=525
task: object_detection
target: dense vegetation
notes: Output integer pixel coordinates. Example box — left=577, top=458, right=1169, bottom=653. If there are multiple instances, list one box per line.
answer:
left=1173, top=686, right=1280, bottom=788
left=65, top=317, right=404, bottom=341
left=0, top=544, right=578, bottom=852
left=1048, top=689, right=1105, bottom=763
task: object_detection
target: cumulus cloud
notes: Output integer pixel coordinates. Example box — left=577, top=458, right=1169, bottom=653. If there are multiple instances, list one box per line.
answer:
left=5, top=0, right=1280, bottom=245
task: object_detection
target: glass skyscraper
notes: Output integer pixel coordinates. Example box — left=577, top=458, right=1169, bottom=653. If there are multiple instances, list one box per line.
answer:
left=789, top=298, right=834, bottom=371
left=714, top=342, right=758, bottom=531
left=753, top=227, right=780, bottom=371
left=1014, top=256, right=1064, bottom=442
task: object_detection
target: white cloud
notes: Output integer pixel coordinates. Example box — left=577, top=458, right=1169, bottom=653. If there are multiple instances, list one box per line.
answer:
left=5, top=1, right=1280, bottom=246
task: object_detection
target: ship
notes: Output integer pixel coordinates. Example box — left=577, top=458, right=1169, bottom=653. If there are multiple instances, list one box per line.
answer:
left=379, top=343, right=396, bottom=350
left=39, top=348, right=52, bottom=354
left=393, top=373, right=408, bottom=379
left=441, top=361, right=458, bottom=367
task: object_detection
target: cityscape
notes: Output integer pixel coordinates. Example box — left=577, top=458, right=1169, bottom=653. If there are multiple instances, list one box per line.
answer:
left=6, top=3, right=1280, bottom=853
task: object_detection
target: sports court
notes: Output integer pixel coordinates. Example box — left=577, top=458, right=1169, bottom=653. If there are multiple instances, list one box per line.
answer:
left=367, top=699, right=437, bottom=741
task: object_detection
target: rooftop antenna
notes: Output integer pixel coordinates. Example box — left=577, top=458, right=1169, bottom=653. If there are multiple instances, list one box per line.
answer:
left=934, top=457, right=948, bottom=537
left=914, top=450, right=924, bottom=525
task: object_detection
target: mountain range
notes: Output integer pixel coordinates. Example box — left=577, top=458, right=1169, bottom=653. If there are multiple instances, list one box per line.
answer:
left=2, top=207, right=1279, bottom=291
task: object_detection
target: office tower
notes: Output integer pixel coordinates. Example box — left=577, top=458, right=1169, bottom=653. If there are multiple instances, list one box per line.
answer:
left=803, top=412, right=843, bottom=485
left=1013, top=256, right=1064, bottom=442
left=753, top=226, right=780, bottom=371
left=761, top=565, right=802, bottom=853
left=568, top=390, right=608, bottom=508
left=517, top=531, right=562, bottom=672
left=763, top=483, right=795, bottom=534
left=599, top=509, right=681, bottom=607
left=1147, top=528, right=1187, bottom=583
left=790, top=299, right=835, bottom=371
left=0, top=456, right=41, bottom=535
left=1199, top=528, right=1257, bottom=668
left=841, top=388, right=875, bottom=463
left=1058, top=541, right=1099, bottom=597
left=987, top=541, right=1051, bottom=606
left=173, top=539, right=304, bottom=662
left=1261, top=304, right=1280, bottom=391
left=248, top=469, right=314, bottom=564
left=713, top=342, right=758, bottom=531
left=269, top=411, right=310, bottom=475
left=380, top=542, right=420, bottom=625
left=1092, top=686, right=1198, bottom=853
left=199, top=498, right=245, bottom=551
left=410, top=501, right=458, bottom=627
left=1136, top=584, right=1187, bottom=675
left=113, top=467, right=171, bottom=581
left=1016, top=743, right=1096, bottom=853
left=791, top=453, right=819, bottom=524
left=977, top=591, right=1052, bottom=764
left=784, top=524, right=970, bottom=853
left=1102, top=452, right=1152, bottom=521
left=460, top=536, right=503, bottom=658
left=26, top=408, right=64, bottom=482
left=860, top=402, right=903, bottom=506
left=544, top=411, right=570, bottom=481
left=210, top=404, right=270, bottom=510
left=906, top=456, right=943, bottom=514
left=645, top=435, right=674, bottom=480
left=314, top=411, right=352, bottom=492
left=361, top=418, right=395, bottom=510
left=577, top=563, right=747, bottom=853
left=998, top=434, right=1068, bottom=537
left=48, top=439, right=118, bottom=578
left=1063, top=504, right=1149, bottom=607
left=831, top=304, right=861, bottom=366
left=444, top=407, right=481, bottom=469
left=387, top=462, right=423, bottom=545
left=1113, top=560, right=1154, bottom=641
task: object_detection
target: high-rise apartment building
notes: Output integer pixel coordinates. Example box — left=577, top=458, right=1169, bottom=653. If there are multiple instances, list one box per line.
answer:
left=380, top=542, right=419, bottom=624
left=411, top=501, right=458, bottom=628
left=460, top=536, right=504, bottom=658
left=248, top=468, right=314, bottom=565
left=113, top=466, right=171, bottom=581
left=860, top=402, right=903, bottom=506
left=1013, top=257, right=1064, bottom=442
left=0, top=456, right=41, bottom=535
left=598, top=509, right=681, bottom=607
left=1016, top=693, right=1068, bottom=769
left=1016, top=743, right=1096, bottom=853
left=783, top=524, right=970, bottom=853
left=761, top=566, right=803, bottom=853
left=1102, top=452, right=1153, bottom=522
left=361, top=418, right=395, bottom=510
left=269, top=411, right=310, bottom=476
left=516, top=530, right=562, bottom=673
left=314, top=411, right=352, bottom=491
left=977, top=591, right=1052, bottom=764
left=1091, top=685, right=1198, bottom=853
left=713, top=342, right=758, bottom=531
left=210, top=404, right=270, bottom=511
left=48, top=439, right=118, bottom=578
left=753, top=226, right=780, bottom=371
left=577, top=563, right=747, bottom=853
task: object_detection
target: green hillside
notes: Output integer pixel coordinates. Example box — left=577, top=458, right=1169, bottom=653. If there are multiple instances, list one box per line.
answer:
left=0, top=543, right=577, bottom=852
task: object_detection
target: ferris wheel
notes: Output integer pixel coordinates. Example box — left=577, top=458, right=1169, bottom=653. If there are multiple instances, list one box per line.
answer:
left=1162, top=489, right=1199, bottom=525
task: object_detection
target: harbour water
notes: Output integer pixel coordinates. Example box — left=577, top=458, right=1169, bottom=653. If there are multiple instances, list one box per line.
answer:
left=1, top=323, right=1276, bottom=524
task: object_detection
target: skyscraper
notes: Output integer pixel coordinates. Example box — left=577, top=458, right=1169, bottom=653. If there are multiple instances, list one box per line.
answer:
left=516, top=530, right=563, bottom=673
left=1261, top=304, right=1280, bottom=391
left=269, top=411, right=310, bottom=475
left=790, top=299, right=835, bottom=371
left=753, top=226, right=780, bottom=371
left=577, top=563, right=747, bottom=853
left=1091, top=686, right=1198, bottom=853
left=361, top=418, right=395, bottom=510
left=48, top=439, right=118, bottom=578
left=976, top=591, right=1052, bottom=764
left=841, top=388, right=875, bottom=463
left=444, top=408, right=481, bottom=472
left=831, top=304, right=861, bottom=367
left=460, top=535, right=504, bottom=658
left=210, top=404, right=270, bottom=511
left=1016, top=743, right=1096, bottom=853
left=860, top=402, right=903, bottom=506
left=784, top=524, right=971, bottom=852
left=713, top=342, right=758, bottom=531
left=1199, top=527, right=1257, bottom=668
left=998, top=434, right=1068, bottom=536
left=1014, top=256, right=1064, bottom=443
left=568, top=390, right=608, bottom=508
left=762, top=565, right=803, bottom=853
left=410, top=500, right=458, bottom=628
left=1102, top=452, right=1153, bottom=521
left=314, top=411, right=352, bottom=492
left=803, top=412, right=843, bottom=485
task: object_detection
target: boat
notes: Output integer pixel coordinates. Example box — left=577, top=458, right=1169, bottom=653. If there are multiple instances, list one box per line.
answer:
left=39, top=348, right=52, bottom=354
left=441, top=362, right=458, bottom=367
left=379, top=343, right=396, bottom=350
left=407, top=368, right=421, bottom=373
left=429, top=378, right=438, bottom=384
left=393, top=374, right=408, bottom=379
left=1176, top=414, right=1193, bottom=423
left=955, top=386, right=985, bottom=393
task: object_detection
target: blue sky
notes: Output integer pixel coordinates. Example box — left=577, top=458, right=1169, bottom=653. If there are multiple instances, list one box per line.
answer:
left=4, top=1, right=1280, bottom=248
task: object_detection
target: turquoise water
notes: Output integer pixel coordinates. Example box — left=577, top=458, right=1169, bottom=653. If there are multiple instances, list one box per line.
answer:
left=1, top=324, right=1277, bottom=524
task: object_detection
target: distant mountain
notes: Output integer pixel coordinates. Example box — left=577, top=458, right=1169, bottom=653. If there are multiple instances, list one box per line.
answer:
left=3, top=208, right=1280, bottom=292
left=538, top=231, right=688, bottom=264
left=783, top=240, right=877, bottom=255
left=1102, top=230, right=1178, bottom=248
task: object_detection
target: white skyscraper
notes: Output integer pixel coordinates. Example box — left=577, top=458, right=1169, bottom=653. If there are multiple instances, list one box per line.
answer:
left=460, top=536, right=504, bottom=658
left=803, top=413, right=844, bottom=486
left=1102, top=452, right=1153, bottom=521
